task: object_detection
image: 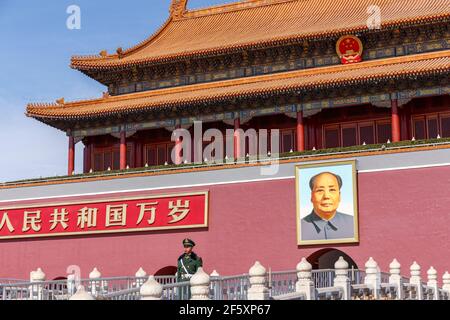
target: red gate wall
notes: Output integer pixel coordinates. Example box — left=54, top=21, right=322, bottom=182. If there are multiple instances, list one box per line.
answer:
left=0, top=165, right=449, bottom=280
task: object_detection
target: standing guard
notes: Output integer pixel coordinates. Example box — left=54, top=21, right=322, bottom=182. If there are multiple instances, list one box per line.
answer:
left=176, top=238, right=203, bottom=299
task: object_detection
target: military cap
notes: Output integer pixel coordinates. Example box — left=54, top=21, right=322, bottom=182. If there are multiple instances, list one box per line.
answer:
left=183, top=238, right=196, bottom=247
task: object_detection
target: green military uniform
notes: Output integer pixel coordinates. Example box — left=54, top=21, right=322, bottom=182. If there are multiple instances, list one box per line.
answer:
left=177, top=239, right=203, bottom=281
left=176, top=238, right=203, bottom=300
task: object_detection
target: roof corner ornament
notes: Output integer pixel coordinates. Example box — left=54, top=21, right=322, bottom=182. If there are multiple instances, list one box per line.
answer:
left=99, top=50, right=108, bottom=57
left=56, top=98, right=65, bottom=105
left=336, top=35, right=363, bottom=64
left=116, top=47, right=124, bottom=58
left=170, top=0, right=188, bottom=19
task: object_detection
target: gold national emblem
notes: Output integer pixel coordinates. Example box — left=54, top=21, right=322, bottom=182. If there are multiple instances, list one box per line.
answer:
left=336, top=35, right=363, bottom=64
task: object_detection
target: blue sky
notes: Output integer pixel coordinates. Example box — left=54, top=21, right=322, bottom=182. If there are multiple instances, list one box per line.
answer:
left=0, top=0, right=236, bottom=182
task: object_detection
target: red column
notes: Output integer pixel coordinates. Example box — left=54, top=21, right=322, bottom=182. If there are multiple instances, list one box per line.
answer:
left=68, top=136, right=75, bottom=176
left=391, top=99, right=401, bottom=142
left=120, top=130, right=127, bottom=170
left=234, top=118, right=241, bottom=160
left=296, top=111, right=305, bottom=152
left=175, top=125, right=182, bottom=165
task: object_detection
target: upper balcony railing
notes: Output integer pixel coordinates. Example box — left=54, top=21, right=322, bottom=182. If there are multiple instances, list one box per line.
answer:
left=2, top=138, right=450, bottom=187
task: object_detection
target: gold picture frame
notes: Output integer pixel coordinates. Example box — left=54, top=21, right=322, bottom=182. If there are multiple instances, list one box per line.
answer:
left=295, top=160, right=359, bottom=246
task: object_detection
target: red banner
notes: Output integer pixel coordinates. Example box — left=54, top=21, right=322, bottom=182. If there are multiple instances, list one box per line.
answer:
left=0, top=191, right=209, bottom=240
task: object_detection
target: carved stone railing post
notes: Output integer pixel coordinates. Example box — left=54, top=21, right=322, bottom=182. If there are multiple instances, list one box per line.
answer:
left=427, top=267, right=439, bottom=300
left=333, top=257, right=351, bottom=300
left=69, top=285, right=95, bottom=300
left=190, top=267, right=211, bottom=300
left=29, top=268, right=46, bottom=300
left=140, top=276, right=163, bottom=300
left=442, top=272, right=450, bottom=297
left=389, top=259, right=404, bottom=300
left=89, top=267, right=102, bottom=296
left=247, top=261, right=269, bottom=300
left=295, top=258, right=316, bottom=300
left=410, top=262, right=424, bottom=300
left=135, top=267, right=147, bottom=287
left=210, top=270, right=220, bottom=277
left=210, top=270, right=221, bottom=300
left=364, top=257, right=380, bottom=299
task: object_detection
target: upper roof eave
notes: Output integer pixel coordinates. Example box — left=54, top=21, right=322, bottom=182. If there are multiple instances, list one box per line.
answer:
left=69, top=0, right=450, bottom=72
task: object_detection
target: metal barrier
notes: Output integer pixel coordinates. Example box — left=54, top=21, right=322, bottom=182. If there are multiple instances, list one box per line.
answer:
left=312, top=269, right=335, bottom=288
left=210, top=275, right=249, bottom=300
left=2, top=280, right=68, bottom=300
left=0, top=279, right=25, bottom=284
left=403, top=283, right=418, bottom=300
left=162, top=281, right=191, bottom=300
left=269, top=270, right=297, bottom=296
left=316, top=287, right=343, bottom=300
left=99, top=280, right=191, bottom=301
left=0, top=275, right=176, bottom=301
left=1, top=261, right=449, bottom=301
left=100, top=287, right=141, bottom=300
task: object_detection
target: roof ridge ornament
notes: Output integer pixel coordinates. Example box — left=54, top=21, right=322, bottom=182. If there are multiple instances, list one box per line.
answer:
left=116, top=47, right=124, bottom=58
left=56, top=98, right=65, bottom=105
left=170, top=0, right=188, bottom=19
